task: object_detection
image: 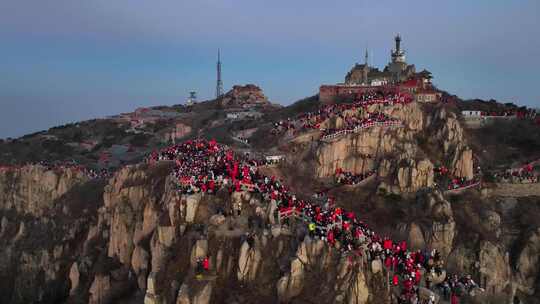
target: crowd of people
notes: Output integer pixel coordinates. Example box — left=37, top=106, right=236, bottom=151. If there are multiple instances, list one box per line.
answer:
left=492, top=163, right=539, bottom=184
left=335, top=168, right=376, bottom=186
left=445, top=177, right=481, bottom=191
left=0, top=161, right=111, bottom=180
left=233, top=136, right=250, bottom=145
left=435, top=274, right=479, bottom=303
left=147, top=139, right=478, bottom=303
left=271, top=91, right=412, bottom=138
left=434, top=165, right=482, bottom=192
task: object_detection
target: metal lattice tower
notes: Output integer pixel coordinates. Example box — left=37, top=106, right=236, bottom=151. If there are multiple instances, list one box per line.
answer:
left=216, top=49, right=224, bottom=98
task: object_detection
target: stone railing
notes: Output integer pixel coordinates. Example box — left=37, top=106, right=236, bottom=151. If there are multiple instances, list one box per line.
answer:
left=444, top=181, right=481, bottom=194
left=321, top=120, right=403, bottom=142
left=277, top=208, right=343, bottom=234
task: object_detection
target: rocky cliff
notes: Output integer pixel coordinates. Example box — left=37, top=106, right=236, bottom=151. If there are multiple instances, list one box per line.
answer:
left=2, top=158, right=539, bottom=304
left=0, top=165, right=102, bottom=303
left=314, top=102, right=438, bottom=192
left=1, top=99, right=540, bottom=304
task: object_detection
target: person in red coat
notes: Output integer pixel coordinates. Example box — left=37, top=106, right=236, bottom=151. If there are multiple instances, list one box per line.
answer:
left=383, top=238, right=393, bottom=250
left=400, top=240, right=407, bottom=252
left=415, top=269, right=422, bottom=285
left=385, top=256, right=392, bottom=268
left=327, top=230, right=335, bottom=246
left=451, top=293, right=459, bottom=304
left=392, top=274, right=399, bottom=286
left=202, top=257, right=210, bottom=271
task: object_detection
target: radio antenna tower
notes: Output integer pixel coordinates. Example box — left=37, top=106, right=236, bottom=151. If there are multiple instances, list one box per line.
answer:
left=216, top=49, right=224, bottom=98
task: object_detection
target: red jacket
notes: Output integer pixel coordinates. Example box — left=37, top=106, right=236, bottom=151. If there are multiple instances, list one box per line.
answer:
left=400, top=241, right=407, bottom=252
left=385, top=257, right=392, bottom=268
left=327, top=231, right=335, bottom=244
left=392, top=275, right=399, bottom=286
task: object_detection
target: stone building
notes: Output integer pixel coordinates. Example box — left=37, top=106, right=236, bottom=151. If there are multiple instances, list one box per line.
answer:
left=385, top=34, right=416, bottom=83
left=344, top=35, right=416, bottom=86
left=320, top=34, right=431, bottom=103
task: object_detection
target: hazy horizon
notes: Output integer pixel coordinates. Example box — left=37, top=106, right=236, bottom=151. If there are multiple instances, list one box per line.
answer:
left=1, top=0, right=539, bottom=139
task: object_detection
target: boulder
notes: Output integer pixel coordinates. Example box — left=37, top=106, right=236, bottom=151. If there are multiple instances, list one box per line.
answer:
left=220, top=84, right=269, bottom=107
left=89, top=275, right=111, bottom=304
left=185, top=194, right=202, bottom=223
left=426, top=220, right=456, bottom=260
left=348, top=270, right=369, bottom=304
left=176, top=283, right=191, bottom=304
left=271, top=225, right=281, bottom=238
left=193, top=282, right=213, bottom=304
left=132, top=246, right=150, bottom=273
left=209, top=214, right=226, bottom=226
left=150, top=234, right=171, bottom=274
left=435, top=114, right=464, bottom=153
left=157, top=226, right=177, bottom=247
left=371, top=259, right=382, bottom=274
left=0, top=216, right=8, bottom=237
left=446, top=245, right=475, bottom=275
left=478, top=241, right=511, bottom=294
left=408, top=222, right=426, bottom=251
left=430, top=270, right=447, bottom=285
left=418, top=287, right=438, bottom=303
left=175, top=281, right=213, bottom=304
left=277, top=258, right=305, bottom=302
left=237, top=240, right=262, bottom=282
left=397, top=159, right=434, bottom=192
left=452, top=147, right=474, bottom=180
left=481, top=210, right=501, bottom=233
left=69, top=262, right=80, bottom=295
left=515, top=228, right=540, bottom=295
left=190, top=239, right=208, bottom=267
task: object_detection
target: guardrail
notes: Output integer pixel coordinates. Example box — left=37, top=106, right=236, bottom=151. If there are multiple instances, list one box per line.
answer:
left=444, top=181, right=481, bottom=194
left=321, top=120, right=403, bottom=142
left=277, top=207, right=344, bottom=233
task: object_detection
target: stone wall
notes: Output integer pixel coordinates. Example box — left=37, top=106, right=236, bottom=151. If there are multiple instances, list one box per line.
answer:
left=487, top=183, right=540, bottom=197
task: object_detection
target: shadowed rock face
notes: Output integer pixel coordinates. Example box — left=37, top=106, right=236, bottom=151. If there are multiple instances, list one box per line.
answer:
left=1, top=160, right=538, bottom=304
left=315, top=102, right=422, bottom=178
left=0, top=165, right=88, bottom=216
left=0, top=162, right=383, bottom=304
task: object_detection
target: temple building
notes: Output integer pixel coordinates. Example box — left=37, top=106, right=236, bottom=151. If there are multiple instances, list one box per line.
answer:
left=320, top=34, right=440, bottom=103
left=345, top=34, right=416, bottom=86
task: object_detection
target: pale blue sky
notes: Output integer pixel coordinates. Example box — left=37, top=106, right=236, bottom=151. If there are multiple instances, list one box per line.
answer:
left=1, top=0, right=539, bottom=138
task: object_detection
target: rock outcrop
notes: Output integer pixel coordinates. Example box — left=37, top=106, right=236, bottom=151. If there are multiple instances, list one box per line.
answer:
left=396, top=159, right=434, bottom=192
left=315, top=101, right=424, bottom=179
left=0, top=165, right=87, bottom=216
left=514, top=228, right=540, bottom=296
left=477, top=241, right=511, bottom=294
left=452, top=147, right=474, bottom=180
left=237, top=240, right=262, bottom=282
left=220, top=84, right=269, bottom=107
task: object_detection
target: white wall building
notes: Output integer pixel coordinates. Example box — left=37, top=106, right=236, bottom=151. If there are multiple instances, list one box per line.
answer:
left=226, top=111, right=262, bottom=120
left=461, top=110, right=483, bottom=117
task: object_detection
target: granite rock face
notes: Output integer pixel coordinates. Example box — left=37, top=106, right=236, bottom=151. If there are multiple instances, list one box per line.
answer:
left=1, top=102, right=540, bottom=304
left=220, top=84, right=269, bottom=107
